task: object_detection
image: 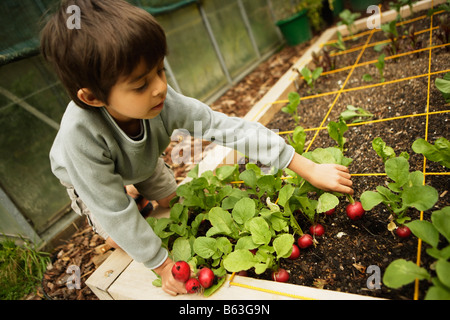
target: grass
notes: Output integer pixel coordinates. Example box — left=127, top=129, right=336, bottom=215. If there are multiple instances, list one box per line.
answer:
left=0, top=238, right=50, bottom=300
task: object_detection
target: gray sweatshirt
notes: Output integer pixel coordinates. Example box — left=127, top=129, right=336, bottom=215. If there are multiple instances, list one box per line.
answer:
left=50, top=85, right=295, bottom=269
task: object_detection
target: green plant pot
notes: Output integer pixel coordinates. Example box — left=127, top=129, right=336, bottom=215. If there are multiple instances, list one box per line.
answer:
left=276, top=9, right=312, bottom=46
left=350, top=0, right=381, bottom=12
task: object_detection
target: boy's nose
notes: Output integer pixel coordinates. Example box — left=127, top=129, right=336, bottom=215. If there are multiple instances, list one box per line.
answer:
left=152, top=74, right=167, bottom=97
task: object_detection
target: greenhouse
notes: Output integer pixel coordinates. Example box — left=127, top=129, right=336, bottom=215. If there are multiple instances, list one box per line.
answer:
left=1, top=0, right=449, bottom=304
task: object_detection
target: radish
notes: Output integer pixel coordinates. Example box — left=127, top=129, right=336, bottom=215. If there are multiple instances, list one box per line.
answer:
left=395, top=225, right=411, bottom=238
left=185, top=278, right=201, bottom=293
left=171, top=261, right=190, bottom=283
left=288, top=244, right=300, bottom=260
left=309, top=224, right=325, bottom=237
left=297, top=234, right=313, bottom=249
left=346, top=202, right=365, bottom=220
left=324, top=208, right=336, bottom=216
left=237, top=270, right=248, bottom=277
left=345, top=195, right=365, bottom=220
left=271, top=268, right=289, bottom=282
left=197, top=267, right=215, bottom=289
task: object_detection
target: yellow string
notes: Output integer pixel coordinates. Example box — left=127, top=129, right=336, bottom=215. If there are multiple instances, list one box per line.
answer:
left=414, top=1, right=436, bottom=301
left=278, top=110, right=450, bottom=135
left=331, top=27, right=438, bottom=57
left=229, top=281, right=317, bottom=300
left=322, top=11, right=444, bottom=47
left=296, top=43, right=450, bottom=82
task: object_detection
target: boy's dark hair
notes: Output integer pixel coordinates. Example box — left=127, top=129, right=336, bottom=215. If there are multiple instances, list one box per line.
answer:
left=41, top=0, right=167, bottom=109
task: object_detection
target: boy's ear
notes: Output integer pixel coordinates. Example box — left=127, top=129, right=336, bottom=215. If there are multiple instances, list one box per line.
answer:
left=77, top=88, right=105, bottom=107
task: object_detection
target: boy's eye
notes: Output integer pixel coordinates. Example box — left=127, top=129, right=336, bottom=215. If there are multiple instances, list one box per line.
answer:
left=135, top=81, right=149, bottom=92
left=158, top=67, right=166, bottom=75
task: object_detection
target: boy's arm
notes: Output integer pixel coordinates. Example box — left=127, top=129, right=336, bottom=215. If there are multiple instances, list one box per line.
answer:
left=287, top=153, right=354, bottom=195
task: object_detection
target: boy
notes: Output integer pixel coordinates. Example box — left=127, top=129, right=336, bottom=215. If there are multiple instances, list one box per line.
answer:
left=41, top=0, right=353, bottom=296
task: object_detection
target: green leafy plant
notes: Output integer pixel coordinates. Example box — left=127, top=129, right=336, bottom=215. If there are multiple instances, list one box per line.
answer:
left=412, top=137, right=450, bottom=168
left=0, top=238, right=50, bottom=300
left=287, top=126, right=306, bottom=155
left=149, top=164, right=305, bottom=295
left=372, top=137, right=409, bottom=163
left=337, top=9, right=361, bottom=36
left=329, top=31, right=347, bottom=51
left=339, top=105, right=374, bottom=124
left=361, top=154, right=438, bottom=227
left=375, top=53, right=386, bottom=82
left=298, top=66, right=323, bottom=92
left=383, top=206, right=450, bottom=300
left=404, top=24, right=422, bottom=53
left=435, top=72, right=450, bottom=103
left=327, top=117, right=349, bottom=152
left=363, top=54, right=386, bottom=83
left=281, top=92, right=301, bottom=125
left=381, top=20, right=400, bottom=55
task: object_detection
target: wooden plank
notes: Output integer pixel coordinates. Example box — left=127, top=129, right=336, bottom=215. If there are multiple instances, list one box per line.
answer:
left=85, top=248, right=133, bottom=300
left=107, top=259, right=381, bottom=300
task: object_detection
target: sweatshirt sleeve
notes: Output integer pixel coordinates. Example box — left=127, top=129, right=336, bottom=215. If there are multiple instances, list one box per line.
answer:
left=161, top=86, right=295, bottom=170
left=52, top=121, right=168, bottom=269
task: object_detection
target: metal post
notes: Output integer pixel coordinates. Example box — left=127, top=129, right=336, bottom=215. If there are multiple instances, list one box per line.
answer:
left=267, top=0, right=284, bottom=41
left=237, top=0, right=261, bottom=59
left=0, top=186, right=42, bottom=244
left=164, top=58, right=183, bottom=94
left=197, top=3, right=233, bottom=84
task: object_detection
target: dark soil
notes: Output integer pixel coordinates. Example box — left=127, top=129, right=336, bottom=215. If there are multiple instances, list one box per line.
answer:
left=264, top=9, right=449, bottom=300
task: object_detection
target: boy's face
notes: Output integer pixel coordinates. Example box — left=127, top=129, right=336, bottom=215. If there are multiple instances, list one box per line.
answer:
left=106, top=58, right=167, bottom=125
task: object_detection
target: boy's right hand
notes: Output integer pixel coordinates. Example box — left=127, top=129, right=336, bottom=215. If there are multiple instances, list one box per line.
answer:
left=153, top=257, right=188, bottom=296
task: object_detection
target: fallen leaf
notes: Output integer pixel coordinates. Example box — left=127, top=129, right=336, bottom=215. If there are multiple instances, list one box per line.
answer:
left=313, top=278, right=329, bottom=289
left=352, top=263, right=366, bottom=273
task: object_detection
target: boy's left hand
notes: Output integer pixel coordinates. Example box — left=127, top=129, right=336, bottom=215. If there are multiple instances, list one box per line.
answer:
left=153, top=257, right=188, bottom=296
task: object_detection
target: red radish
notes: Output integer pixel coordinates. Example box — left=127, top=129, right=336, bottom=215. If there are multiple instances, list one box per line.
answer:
left=271, top=268, right=289, bottom=282
left=309, top=224, right=325, bottom=237
left=237, top=270, right=248, bottom=277
left=185, top=278, right=201, bottom=293
left=396, top=225, right=411, bottom=238
left=324, top=208, right=336, bottom=216
left=288, top=244, right=300, bottom=260
left=249, top=249, right=257, bottom=255
left=197, top=267, right=215, bottom=289
left=346, top=202, right=365, bottom=220
left=298, top=234, right=313, bottom=249
left=171, top=261, right=190, bottom=282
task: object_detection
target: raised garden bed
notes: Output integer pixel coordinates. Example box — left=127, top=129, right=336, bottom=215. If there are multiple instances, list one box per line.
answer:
left=261, top=4, right=449, bottom=300
left=86, top=0, right=449, bottom=301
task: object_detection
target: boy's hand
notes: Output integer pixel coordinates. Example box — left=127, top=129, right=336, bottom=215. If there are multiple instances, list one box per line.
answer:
left=307, top=163, right=353, bottom=195
left=288, top=153, right=353, bottom=195
left=153, top=257, right=188, bottom=296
